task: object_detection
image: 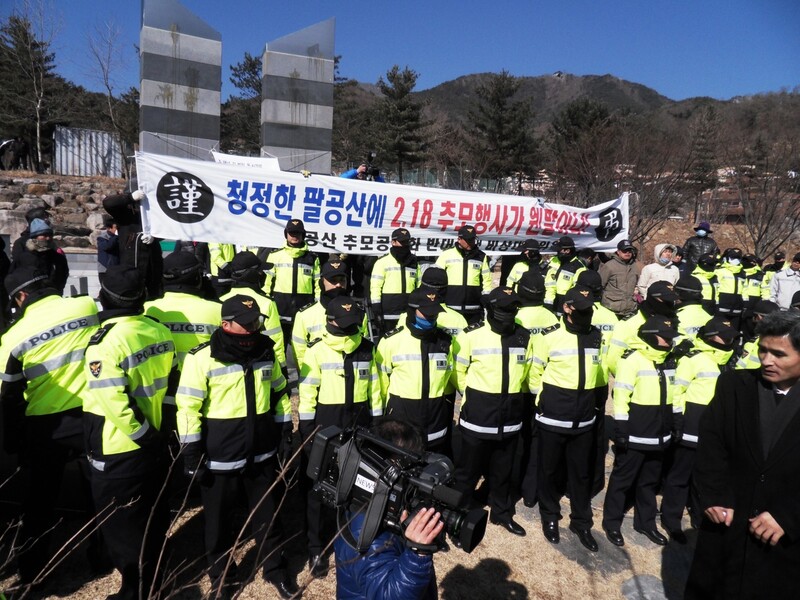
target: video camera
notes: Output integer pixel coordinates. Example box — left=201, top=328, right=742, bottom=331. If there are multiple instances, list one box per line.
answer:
left=307, top=425, right=487, bottom=553
left=362, top=151, right=381, bottom=180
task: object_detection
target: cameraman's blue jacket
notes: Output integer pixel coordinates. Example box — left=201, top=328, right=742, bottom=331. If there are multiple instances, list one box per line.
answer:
left=334, top=511, right=437, bottom=600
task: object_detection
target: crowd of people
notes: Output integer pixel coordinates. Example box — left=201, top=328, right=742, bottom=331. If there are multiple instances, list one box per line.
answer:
left=2, top=196, right=800, bottom=599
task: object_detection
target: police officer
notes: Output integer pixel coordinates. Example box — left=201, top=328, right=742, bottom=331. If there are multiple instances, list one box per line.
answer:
left=603, top=316, right=680, bottom=548
left=417, top=267, right=468, bottom=337
left=735, top=300, right=780, bottom=370
left=530, top=286, right=607, bottom=551
left=376, top=288, right=454, bottom=453
left=369, top=227, right=420, bottom=335
left=675, top=275, right=713, bottom=343
left=0, top=267, right=99, bottom=588
left=175, top=295, right=296, bottom=599
left=544, top=236, right=586, bottom=312
left=691, top=253, right=719, bottom=313
left=576, top=269, right=618, bottom=346
left=715, top=248, right=746, bottom=329
left=515, top=270, right=559, bottom=335
left=435, top=225, right=493, bottom=325
left=144, top=252, right=222, bottom=434
left=453, top=287, right=532, bottom=537
left=506, top=240, right=544, bottom=290
left=265, top=219, right=320, bottom=340
left=83, top=265, right=177, bottom=600
left=298, top=296, right=382, bottom=576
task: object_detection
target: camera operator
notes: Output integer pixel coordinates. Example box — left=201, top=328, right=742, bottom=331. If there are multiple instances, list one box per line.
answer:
left=335, top=419, right=443, bottom=600
left=341, top=161, right=385, bottom=183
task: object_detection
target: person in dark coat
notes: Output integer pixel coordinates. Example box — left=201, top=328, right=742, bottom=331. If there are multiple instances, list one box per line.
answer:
left=685, top=310, right=800, bottom=600
left=102, top=190, right=163, bottom=300
left=682, top=221, right=719, bottom=269
left=9, top=218, right=69, bottom=295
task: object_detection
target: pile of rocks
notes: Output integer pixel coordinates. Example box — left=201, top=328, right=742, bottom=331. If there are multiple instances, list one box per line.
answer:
left=0, top=173, right=126, bottom=251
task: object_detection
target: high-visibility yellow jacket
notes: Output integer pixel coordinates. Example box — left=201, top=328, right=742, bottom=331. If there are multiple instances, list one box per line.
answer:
left=369, top=253, right=420, bottom=320
left=606, top=311, right=646, bottom=376
left=291, top=299, right=369, bottom=368
left=691, top=265, right=718, bottom=311
left=530, top=321, right=607, bottom=434
left=591, top=301, right=618, bottom=347
left=676, top=302, right=713, bottom=343
left=453, top=322, right=533, bottom=440
left=507, top=261, right=543, bottom=290
left=265, top=244, right=320, bottom=320
left=175, top=333, right=289, bottom=472
left=435, top=246, right=492, bottom=313
left=516, top=304, right=559, bottom=336
left=436, top=306, right=469, bottom=338
left=545, top=257, right=586, bottom=309
left=83, top=314, right=176, bottom=475
left=715, top=263, right=746, bottom=315
left=735, top=337, right=761, bottom=370
left=375, top=323, right=454, bottom=442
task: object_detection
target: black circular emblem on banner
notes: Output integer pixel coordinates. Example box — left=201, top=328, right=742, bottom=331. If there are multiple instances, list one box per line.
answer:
left=156, top=172, right=214, bottom=224
left=595, top=207, right=624, bottom=242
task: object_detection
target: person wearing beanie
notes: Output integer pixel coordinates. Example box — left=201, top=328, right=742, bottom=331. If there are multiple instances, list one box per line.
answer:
left=576, top=269, right=618, bottom=346
left=218, top=252, right=286, bottom=371
left=418, top=266, right=468, bottom=337
left=453, top=287, right=532, bottom=538
left=102, top=189, right=163, bottom=300
left=529, top=285, right=607, bottom=552
left=369, top=227, right=420, bottom=335
left=298, top=295, right=382, bottom=577
left=83, top=265, right=177, bottom=600
left=671, top=246, right=690, bottom=275
left=544, top=236, right=588, bottom=312
left=10, top=207, right=51, bottom=261
left=598, top=239, right=640, bottom=318
left=606, top=281, right=679, bottom=376
left=637, top=244, right=679, bottom=300
left=735, top=300, right=780, bottom=370
left=675, top=275, right=713, bottom=343
left=0, top=266, right=99, bottom=589
left=690, top=253, right=720, bottom=313
left=516, top=270, right=559, bottom=335
left=603, top=316, right=680, bottom=548
left=175, top=294, right=296, bottom=599
left=682, top=221, right=719, bottom=268
left=9, top=217, right=70, bottom=295
left=506, top=239, right=544, bottom=290
left=661, top=317, right=739, bottom=543
left=375, top=288, right=455, bottom=454
left=769, top=251, right=800, bottom=309
left=265, top=219, right=321, bottom=342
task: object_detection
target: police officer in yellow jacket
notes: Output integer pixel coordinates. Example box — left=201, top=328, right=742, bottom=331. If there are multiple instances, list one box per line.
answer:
left=544, top=236, right=587, bottom=312
left=715, top=248, right=746, bottom=328
left=435, top=225, right=493, bottom=325
left=376, top=288, right=454, bottom=453
left=83, top=265, right=177, bottom=600
left=675, top=275, right=713, bottom=343
left=418, top=267, right=469, bottom=337
left=453, top=286, right=532, bottom=537
left=506, top=240, right=544, bottom=291
left=691, top=253, right=719, bottom=313
left=369, top=228, right=420, bottom=335
left=298, top=296, right=382, bottom=576
left=661, top=317, right=738, bottom=542
left=175, top=295, right=296, bottom=599
left=734, top=300, right=779, bottom=370
left=529, top=286, right=607, bottom=551
left=0, top=267, right=99, bottom=588
left=515, top=270, right=559, bottom=335
left=602, top=316, right=680, bottom=548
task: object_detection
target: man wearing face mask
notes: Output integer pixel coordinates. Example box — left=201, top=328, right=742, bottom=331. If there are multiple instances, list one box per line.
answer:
left=715, top=248, right=747, bottom=329
left=675, top=275, right=713, bottom=343
left=298, top=296, right=382, bottom=576
left=544, top=236, right=587, bottom=312
left=606, top=281, right=679, bottom=376
left=769, top=251, right=800, bottom=310
left=506, top=240, right=544, bottom=290
left=515, top=270, right=559, bottom=336
left=691, top=253, right=720, bottom=313
left=453, top=287, right=533, bottom=537
left=661, top=317, right=739, bottom=542
left=683, top=221, right=719, bottom=269
left=602, top=316, right=680, bottom=548
left=418, top=267, right=469, bottom=337
left=529, top=286, right=607, bottom=551
left=435, top=225, right=493, bottom=325
left=741, top=254, right=765, bottom=312
left=375, top=288, right=454, bottom=454
left=175, top=295, right=295, bottom=599
left=369, top=228, right=420, bottom=336
left=9, top=218, right=69, bottom=295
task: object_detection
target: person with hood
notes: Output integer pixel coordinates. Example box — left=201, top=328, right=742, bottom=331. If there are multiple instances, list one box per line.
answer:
left=376, top=288, right=454, bottom=453
left=691, top=253, right=720, bottom=313
left=530, top=286, right=607, bottom=552
left=544, top=236, right=587, bottom=312
left=435, top=225, right=493, bottom=325
left=602, top=316, right=680, bottom=548
left=683, top=221, right=719, bottom=268
left=265, top=219, right=320, bottom=340
left=417, top=267, right=468, bottom=337
left=506, top=240, right=544, bottom=290
left=599, top=239, right=640, bottom=318
left=715, top=249, right=747, bottom=329
left=769, top=251, right=800, bottom=310
left=9, top=218, right=69, bottom=294
left=369, top=227, right=420, bottom=335
left=10, top=207, right=50, bottom=260
left=637, top=244, right=679, bottom=299
left=661, top=317, right=739, bottom=543
left=453, top=287, right=532, bottom=537
left=676, top=275, right=714, bottom=342
left=102, top=189, right=163, bottom=300
left=298, top=296, right=382, bottom=577
left=734, top=300, right=780, bottom=370
left=672, top=246, right=690, bottom=275
left=605, top=281, right=679, bottom=376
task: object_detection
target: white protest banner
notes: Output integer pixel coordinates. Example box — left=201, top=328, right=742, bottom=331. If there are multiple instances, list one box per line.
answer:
left=135, top=151, right=629, bottom=256
left=211, top=151, right=281, bottom=171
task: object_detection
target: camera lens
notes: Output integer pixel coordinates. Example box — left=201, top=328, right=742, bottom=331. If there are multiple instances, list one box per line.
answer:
left=440, top=506, right=487, bottom=553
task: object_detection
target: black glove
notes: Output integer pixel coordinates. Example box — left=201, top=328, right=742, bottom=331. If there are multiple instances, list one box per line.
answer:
left=182, top=443, right=206, bottom=479
left=279, top=423, right=295, bottom=467
left=135, top=422, right=164, bottom=452
left=613, top=424, right=628, bottom=451
left=671, top=339, right=693, bottom=359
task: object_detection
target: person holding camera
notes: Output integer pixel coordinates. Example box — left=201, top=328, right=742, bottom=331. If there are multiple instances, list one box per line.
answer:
left=334, top=419, right=443, bottom=600
left=341, top=162, right=385, bottom=182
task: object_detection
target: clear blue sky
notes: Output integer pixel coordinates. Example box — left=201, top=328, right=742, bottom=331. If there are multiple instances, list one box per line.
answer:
left=3, top=0, right=798, bottom=101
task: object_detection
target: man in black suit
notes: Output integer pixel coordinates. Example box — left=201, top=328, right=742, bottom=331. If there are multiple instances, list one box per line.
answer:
left=686, top=310, right=800, bottom=600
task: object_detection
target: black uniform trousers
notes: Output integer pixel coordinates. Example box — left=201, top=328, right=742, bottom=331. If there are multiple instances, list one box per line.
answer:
left=306, top=486, right=336, bottom=556
left=90, top=454, right=169, bottom=600
left=454, top=430, right=518, bottom=523
left=518, top=410, right=539, bottom=506
left=537, top=427, right=594, bottom=529
left=200, top=458, right=284, bottom=585
left=660, top=445, right=700, bottom=531
left=602, top=447, right=664, bottom=531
